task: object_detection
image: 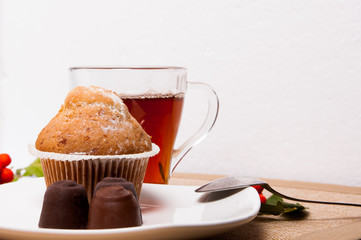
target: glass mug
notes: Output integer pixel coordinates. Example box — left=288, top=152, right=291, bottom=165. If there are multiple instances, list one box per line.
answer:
left=69, top=66, right=219, bottom=184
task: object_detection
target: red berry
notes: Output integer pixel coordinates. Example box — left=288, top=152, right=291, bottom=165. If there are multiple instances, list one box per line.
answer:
left=252, top=185, right=264, bottom=194
left=259, top=193, right=267, bottom=204
left=0, top=153, right=11, bottom=168
left=0, top=164, right=3, bottom=173
left=0, top=168, right=14, bottom=183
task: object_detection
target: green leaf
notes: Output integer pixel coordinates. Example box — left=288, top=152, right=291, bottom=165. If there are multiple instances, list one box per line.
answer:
left=282, top=202, right=306, bottom=212
left=23, top=165, right=43, bottom=177
left=259, top=201, right=286, bottom=215
left=259, top=194, right=306, bottom=215
left=266, top=194, right=284, bottom=205
left=13, top=158, right=44, bottom=181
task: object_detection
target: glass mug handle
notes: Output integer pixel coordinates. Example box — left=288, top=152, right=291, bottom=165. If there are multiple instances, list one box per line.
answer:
left=171, top=82, right=219, bottom=173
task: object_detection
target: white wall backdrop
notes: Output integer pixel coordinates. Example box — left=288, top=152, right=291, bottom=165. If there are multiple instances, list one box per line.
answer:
left=1, top=0, right=361, bottom=186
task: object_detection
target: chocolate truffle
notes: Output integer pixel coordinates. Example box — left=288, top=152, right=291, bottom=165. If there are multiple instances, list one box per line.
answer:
left=93, top=177, right=138, bottom=200
left=87, top=185, right=142, bottom=229
left=39, top=180, right=89, bottom=229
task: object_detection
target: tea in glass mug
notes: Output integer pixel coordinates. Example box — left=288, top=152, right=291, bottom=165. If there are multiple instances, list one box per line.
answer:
left=70, top=66, right=219, bottom=184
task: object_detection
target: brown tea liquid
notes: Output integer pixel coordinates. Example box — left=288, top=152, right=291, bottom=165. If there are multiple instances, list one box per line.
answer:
left=121, top=94, right=185, bottom=184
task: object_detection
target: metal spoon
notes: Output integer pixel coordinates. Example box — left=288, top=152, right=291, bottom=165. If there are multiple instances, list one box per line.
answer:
left=195, top=176, right=361, bottom=207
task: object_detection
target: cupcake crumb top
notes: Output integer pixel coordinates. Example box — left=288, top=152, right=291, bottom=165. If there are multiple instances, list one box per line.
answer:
left=35, top=86, right=152, bottom=155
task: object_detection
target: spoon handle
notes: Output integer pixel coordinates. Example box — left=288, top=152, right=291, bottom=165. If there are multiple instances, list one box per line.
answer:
left=263, top=184, right=361, bottom=207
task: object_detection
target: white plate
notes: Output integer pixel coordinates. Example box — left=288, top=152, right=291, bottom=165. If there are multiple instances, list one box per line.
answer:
left=0, top=178, right=260, bottom=240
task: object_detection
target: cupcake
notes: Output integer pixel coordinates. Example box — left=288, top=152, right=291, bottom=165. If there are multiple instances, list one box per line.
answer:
left=29, top=86, right=159, bottom=202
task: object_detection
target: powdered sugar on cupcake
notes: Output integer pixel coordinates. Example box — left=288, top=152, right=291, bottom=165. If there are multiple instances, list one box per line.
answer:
left=35, top=86, right=152, bottom=155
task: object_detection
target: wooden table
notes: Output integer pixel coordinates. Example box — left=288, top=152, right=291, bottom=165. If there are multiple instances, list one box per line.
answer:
left=169, top=172, right=361, bottom=240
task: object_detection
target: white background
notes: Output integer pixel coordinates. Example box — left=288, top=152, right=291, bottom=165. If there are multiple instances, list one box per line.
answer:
left=1, top=0, right=361, bottom=186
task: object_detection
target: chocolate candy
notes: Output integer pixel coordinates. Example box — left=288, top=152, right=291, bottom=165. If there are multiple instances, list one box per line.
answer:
left=39, top=180, right=89, bottom=229
left=87, top=185, right=142, bottom=229
left=93, top=177, right=138, bottom=200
